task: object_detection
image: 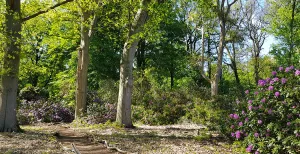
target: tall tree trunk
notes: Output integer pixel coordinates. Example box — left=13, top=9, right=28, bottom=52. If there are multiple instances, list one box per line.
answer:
left=211, top=20, right=225, bottom=96
left=116, top=0, right=150, bottom=127
left=201, top=25, right=205, bottom=73
left=289, top=0, right=296, bottom=65
left=75, top=11, right=91, bottom=118
left=0, top=0, right=21, bottom=132
left=207, top=34, right=211, bottom=79
left=253, top=41, right=260, bottom=85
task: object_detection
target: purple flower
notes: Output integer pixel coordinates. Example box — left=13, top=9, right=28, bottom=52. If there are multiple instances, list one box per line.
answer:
left=295, top=70, right=300, bottom=76
left=296, top=133, right=299, bottom=137
left=231, top=132, right=235, bottom=137
left=235, top=131, right=241, bottom=139
left=229, top=114, right=234, bottom=118
left=261, top=98, right=266, bottom=103
left=248, top=100, right=253, bottom=104
left=246, top=145, right=253, bottom=152
left=281, top=78, right=287, bottom=84
left=254, top=132, right=259, bottom=137
left=231, top=125, right=235, bottom=129
left=242, top=110, right=246, bottom=115
left=272, top=71, right=277, bottom=76
left=267, top=129, right=270, bottom=132
left=287, top=114, right=292, bottom=118
left=268, top=86, right=274, bottom=91
left=259, top=105, right=263, bottom=109
left=248, top=106, right=253, bottom=111
left=245, top=117, right=249, bottom=122
left=258, top=120, right=263, bottom=124
left=273, top=77, right=279, bottom=82
left=287, top=122, right=291, bottom=126
left=279, top=66, right=284, bottom=71
left=275, top=91, right=280, bottom=97
left=268, top=109, right=273, bottom=114
left=285, top=67, right=291, bottom=72
left=239, top=122, right=243, bottom=127
left=290, top=65, right=294, bottom=70
left=270, top=80, right=275, bottom=85
left=233, top=114, right=239, bottom=119
left=245, top=90, right=249, bottom=94
left=255, top=151, right=260, bottom=154
left=258, top=80, right=266, bottom=86
left=254, top=91, right=259, bottom=95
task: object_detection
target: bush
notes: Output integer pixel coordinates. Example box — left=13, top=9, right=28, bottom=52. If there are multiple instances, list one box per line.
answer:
left=85, top=91, right=117, bottom=124
left=17, top=100, right=74, bottom=125
left=227, top=66, right=300, bottom=153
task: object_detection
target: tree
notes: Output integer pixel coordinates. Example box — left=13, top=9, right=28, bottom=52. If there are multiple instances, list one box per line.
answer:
left=0, top=0, right=74, bottom=132
left=116, top=0, right=151, bottom=127
left=211, top=0, right=237, bottom=96
left=267, top=0, right=300, bottom=66
left=243, top=0, right=267, bottom=85
left=75, top=0, right=100, bottom=118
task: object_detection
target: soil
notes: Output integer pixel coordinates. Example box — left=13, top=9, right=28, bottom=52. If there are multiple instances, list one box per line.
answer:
left=0, top=123, right=241, bottom=154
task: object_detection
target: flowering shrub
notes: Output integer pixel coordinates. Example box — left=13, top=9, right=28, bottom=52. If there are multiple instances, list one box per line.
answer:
left=17, top=100, right=74, bottom=124
left=227, top=66, right=300, bottom=153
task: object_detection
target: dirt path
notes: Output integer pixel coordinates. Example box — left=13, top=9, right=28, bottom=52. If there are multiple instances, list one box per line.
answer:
left=55, top=126, right=116, bottom=154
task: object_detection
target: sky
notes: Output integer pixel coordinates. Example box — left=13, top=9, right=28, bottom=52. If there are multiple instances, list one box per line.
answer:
left=261, top=35, right=276, bottom=55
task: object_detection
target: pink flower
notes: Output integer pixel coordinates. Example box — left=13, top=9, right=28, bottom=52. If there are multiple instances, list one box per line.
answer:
left=231, top=132, right=235, bottom=137
left=235, top=131, right=241, bottom=139
left=258, top=80, right=266, bottom=86
left=295, top=70, right=300, bottom=76
left=273, top=77, right=279, bottom=82
left=245, top=117, right=249, bottom=122
left=248, top=100, right=253, bottom=104
left=287, top=122, right=291, bottom=126
left=278, top=66, right=284, bottom=71
left=281, top=78, right=287, bottom=84
left=246, top=145, right=253, bottom=152
left=239, top=122, right=243, bottom=127
left=258, top=120, right=263, bottom=124
left=285, top=67, right=291, bottom=72
left=272, top=71, right=277, bottom=76
left=268, top=109, right=273, bottom=114
left=254, top=91, right=259, bottom=95
left=233, top=114, right=239, bottom=119
left=255, top=151, right=260, bottom=154
left=275, top=92, right=280, bottom=97
left=231, top=125, right=235, bottom=129
left=261, top=98, right=266, bottom=103
left=245, top=90, right=249, bottom=94
left=248, top=106, right=253, bottom=111
left=254, top=132, right=259, bottom=137
left=268, top=86, right=274, bottom=91
left=229, top=114, right=234, bottom=118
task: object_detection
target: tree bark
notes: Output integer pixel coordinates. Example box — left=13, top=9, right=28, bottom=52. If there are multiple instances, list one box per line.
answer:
left=289, top=0, right=296, bottom=65
left=0, top=0, right=21, bottom=132
left=212, top=20, right=225, bottom=96
left=116, top=0, right=150, bottom=127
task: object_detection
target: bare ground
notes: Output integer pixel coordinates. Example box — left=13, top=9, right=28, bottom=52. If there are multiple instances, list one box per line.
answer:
left=0, top=123, right=242, bottom=154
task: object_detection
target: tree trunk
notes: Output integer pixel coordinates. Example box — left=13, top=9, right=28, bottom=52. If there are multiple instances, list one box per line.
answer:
left=0, top=0, right=21, bottom=132
left=212, top=20, right=225, bottom=96
left=289, top=0, right=296, bottom=65
left=75, top=11, right=91, bottom=118
left=253, top=41, right=260, bottom=85
left=116, top=0, right=150, bottom=128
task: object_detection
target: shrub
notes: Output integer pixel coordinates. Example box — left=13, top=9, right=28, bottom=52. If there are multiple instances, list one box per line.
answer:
left=17, top=100, right=74, bottom=125
left=227, top=66, right=300, bottom=153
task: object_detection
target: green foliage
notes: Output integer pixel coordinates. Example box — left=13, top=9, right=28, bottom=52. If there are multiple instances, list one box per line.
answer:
left=227, top=66, right=300, bottom=153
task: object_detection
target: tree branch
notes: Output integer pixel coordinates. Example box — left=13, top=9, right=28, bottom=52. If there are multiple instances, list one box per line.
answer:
left=21, top=0, right=74, bottom=23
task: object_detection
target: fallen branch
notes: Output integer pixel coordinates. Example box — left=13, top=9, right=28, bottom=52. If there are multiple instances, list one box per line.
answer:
left=99, top=140, right=128, bottom=153
left=71, top=143, right=81, bottom=154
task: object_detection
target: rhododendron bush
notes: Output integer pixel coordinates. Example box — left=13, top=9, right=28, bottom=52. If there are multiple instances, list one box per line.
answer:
left=227, top=66, right=300, bottom=153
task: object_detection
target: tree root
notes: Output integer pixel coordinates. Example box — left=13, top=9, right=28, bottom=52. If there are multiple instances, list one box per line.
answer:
left=71, top=143, right=81, bottom=154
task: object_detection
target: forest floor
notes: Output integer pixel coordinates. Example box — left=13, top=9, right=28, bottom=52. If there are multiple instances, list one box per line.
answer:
left=0, top=123, right=242, bottom=154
